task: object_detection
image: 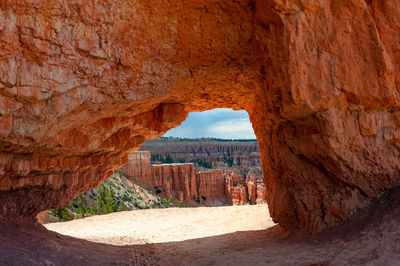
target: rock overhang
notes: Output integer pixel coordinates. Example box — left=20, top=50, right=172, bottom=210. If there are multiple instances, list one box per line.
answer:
left=0, top=0, right=400, bottom=233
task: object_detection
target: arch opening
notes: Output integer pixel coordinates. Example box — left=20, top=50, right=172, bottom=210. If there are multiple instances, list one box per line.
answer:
left=1, top=0, right=400, bottom=263
left=1, top=0, right=399, bottom=238
left=41, top=108, right=274, bottom=245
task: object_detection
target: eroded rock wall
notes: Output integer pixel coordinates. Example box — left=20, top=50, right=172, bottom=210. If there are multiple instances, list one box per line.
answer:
left=120, top=151, right=264, bottom=206
left=141, top=138, right=262, bottom=178
left=0, top=0, right=400, bottom=233
left=253, top=0, right=400, bottom=233
left=120, top=151, right=195, bottom=202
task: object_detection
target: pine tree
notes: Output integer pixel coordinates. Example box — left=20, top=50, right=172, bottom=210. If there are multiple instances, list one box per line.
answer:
left=119, top=201, right=127, bottom=212
left=97, top=184, right=106, bottom=215
left=49, top=203, right=74, bottom=222
left=76, top=195, right=87, bottom=219
left=105, top=183, right=117, bottom=213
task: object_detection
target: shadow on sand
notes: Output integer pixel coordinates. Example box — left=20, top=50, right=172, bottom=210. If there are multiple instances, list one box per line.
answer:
left=1, top=187, right=400, bottom=265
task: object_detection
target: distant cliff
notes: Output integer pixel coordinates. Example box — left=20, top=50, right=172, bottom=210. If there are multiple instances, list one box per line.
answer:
left=120, top=151, right=266, bottom=206
left=140, top=138, right=262, bottom=178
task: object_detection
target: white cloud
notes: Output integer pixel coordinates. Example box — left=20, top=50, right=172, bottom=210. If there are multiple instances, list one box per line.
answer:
left=206, top=118, right=256, bottom=139
left=163, top=109, right=256, bottom=139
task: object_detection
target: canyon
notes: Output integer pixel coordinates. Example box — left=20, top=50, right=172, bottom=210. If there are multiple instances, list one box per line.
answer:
left=141, top=137, right=262, bottom=178
left=0, top=0, right=400, bottom=237
left=120, top=151, right=267, bottom=206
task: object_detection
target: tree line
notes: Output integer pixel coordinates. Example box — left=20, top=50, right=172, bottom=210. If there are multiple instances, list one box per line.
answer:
left=48, top=183, right=126, bottom=222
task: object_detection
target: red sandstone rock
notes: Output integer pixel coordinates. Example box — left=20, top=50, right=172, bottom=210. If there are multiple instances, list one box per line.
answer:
left=177, top=191, right=184, bottom=202
left=256, top=181, right=267, bottom=204
left=246, top=173, right=257, bottom=205
left=36, top=211, right=59, bottom=224
left=196, top=170, right=226, bottom=202
left=121, top=151, right=247, bottom=206
left=120, top=151, right=196, bottom=202
left=231, top=185, right=248, bottom=206
left=1, top=0, right=400, bottom=233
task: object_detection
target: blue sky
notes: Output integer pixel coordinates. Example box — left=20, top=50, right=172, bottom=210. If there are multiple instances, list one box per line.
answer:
left=163, top=108, right=256, bottom=139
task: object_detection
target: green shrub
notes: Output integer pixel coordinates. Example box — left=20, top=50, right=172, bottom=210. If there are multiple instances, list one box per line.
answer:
left=75, top=194, right=87, bottom=219
left=118, top=202, right=127, bottom=212
left=96, top=183, right=118, bottom=215
left=87, top=206, right=98, bottom=215
left=48, top=204, right=74, bottom=222
left=223, top=157, right=234, bottom=167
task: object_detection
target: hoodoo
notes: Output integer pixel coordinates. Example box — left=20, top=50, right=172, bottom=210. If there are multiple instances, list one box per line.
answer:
left=1, top=0, right=400, bottom=233
left=119, top=151, right=266, bottom=206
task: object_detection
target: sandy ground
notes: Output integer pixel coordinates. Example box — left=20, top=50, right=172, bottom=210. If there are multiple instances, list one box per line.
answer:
left=2, top=189, right=400, bottom=265
left=45, top=204, right=273, bottom=245
left=45, top=197, right=400, bottom=266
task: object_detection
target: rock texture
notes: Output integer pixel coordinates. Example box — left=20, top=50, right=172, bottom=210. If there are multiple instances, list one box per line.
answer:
left=120, top=151, right=196, bottom=203
left=120, top=151, right=265, bottom=206
left=36, top=211, right=59, bottom=224
left=0, top=0, right=400, bottom=233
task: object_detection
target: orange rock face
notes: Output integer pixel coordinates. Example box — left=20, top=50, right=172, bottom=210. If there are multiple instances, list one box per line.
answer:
left=1, top=0, right=400, bottom=233
left=256, top=180, right=267, bottom=205
left=120, top=151, right=246, bottom=205
left=121, top=151, right=267, bottom=206
left=246, top=173, right=258, bottom=204
left=121, top=151, right=196, bottom=202
left=231, top=185, right=248, bottom=206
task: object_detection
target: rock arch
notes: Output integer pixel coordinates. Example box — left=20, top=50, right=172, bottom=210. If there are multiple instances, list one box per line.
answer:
left=1, top=0, right=400, bottom=233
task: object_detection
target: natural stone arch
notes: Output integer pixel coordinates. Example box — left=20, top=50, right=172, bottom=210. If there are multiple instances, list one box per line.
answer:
left=1, top=0, right=400, bottom=233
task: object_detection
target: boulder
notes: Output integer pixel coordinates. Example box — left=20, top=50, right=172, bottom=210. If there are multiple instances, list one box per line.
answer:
left=36, top=211, right=59, bottom=224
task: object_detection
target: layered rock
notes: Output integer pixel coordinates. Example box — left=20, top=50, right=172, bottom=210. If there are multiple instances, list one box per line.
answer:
left=120, top=151, right=192, bottom=195
left=231, top=185, right=248, bottom=206
left=256, top=181, right=267, bottom=205
left=141, top=138, right=262, bottom=178
left=120, top=151, right=195, bottom=202
left=1, top=0, right=400, bottom=233
left=230, top=172, right=267, bottom=206
left=246, top=173, right=257, bottom=204
left=120, top=151, right=265, bottom=206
